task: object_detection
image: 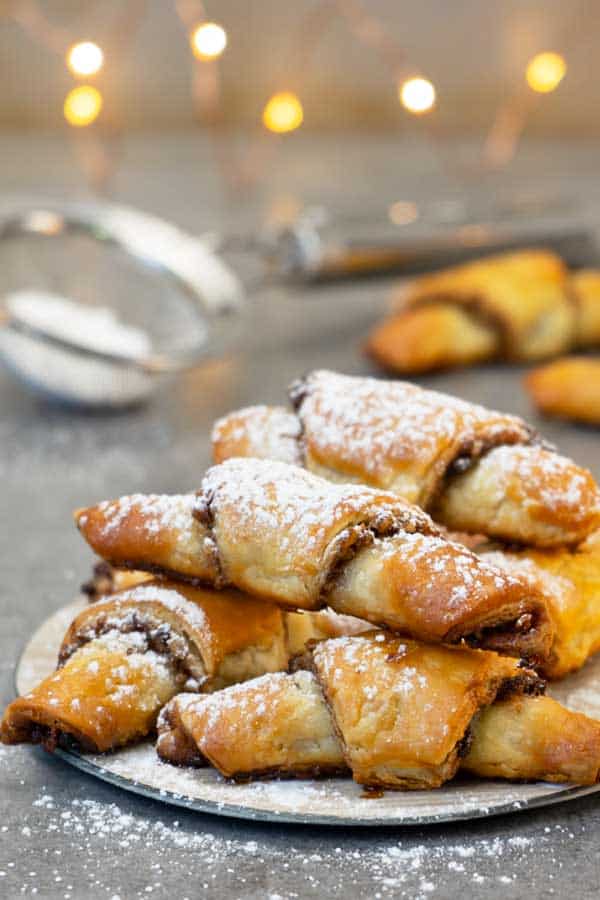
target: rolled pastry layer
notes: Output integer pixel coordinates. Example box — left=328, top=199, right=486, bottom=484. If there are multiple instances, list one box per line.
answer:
left=159, top=649, right=600, bottom=788
left=2, top=580, right=288, bottom=752
left=75, top=458, right=553, bottom=661
left=212, top=370, right=599, bottom=547
left=157, top=632, right=546, bottom=790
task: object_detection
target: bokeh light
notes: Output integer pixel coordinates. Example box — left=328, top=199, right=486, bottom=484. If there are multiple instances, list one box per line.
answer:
left=399, top=77, right=436, bottom=114
left=190, top=22, right=227, bottom=60
left=388, top=201, right=419, bottom=225
left=262, top=92, right=304, bottom=133
left=63, top=85, right=103, bottom=127
left=526, top=52, right=567, bottom=93
left=66, top=41, right=104, bottom=77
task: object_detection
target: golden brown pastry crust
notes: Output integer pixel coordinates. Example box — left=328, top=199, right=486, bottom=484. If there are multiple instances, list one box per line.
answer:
left=60, top=580, right=289, bottom=691
left=180, top=670, right=346, bottom=780
left=366, top=304, right=500, bottom=374
left=212, top=405, right=302, bottom=466
left=310, top=633, right=528, bottom=789
left=525, top=357, right=600, bottom=426
left=481, top=535, right=600, bottom=679
left=156, top=694, right=209, bottom=767
left=212, top=370, right=600, bottom=547
left=75, top=494, right=218, bottom=585
left=290, top=370, right=532, bottom=508
left=75, top=458, right=553, bottom=660
left=158, top=634, right=545, bottom=790
left=1, top=632, right=179, bottom=752
left=80, top=561, right=370, bottom=659
left=365, top=250, right=575, bottom=373
left=463, top=695, right=600, bottom=785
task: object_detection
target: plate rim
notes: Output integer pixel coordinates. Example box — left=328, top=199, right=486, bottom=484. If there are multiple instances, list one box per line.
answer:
left=48, top=744, right=600, bottom=827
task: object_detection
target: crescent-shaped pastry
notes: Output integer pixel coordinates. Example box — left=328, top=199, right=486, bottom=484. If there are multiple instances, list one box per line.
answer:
left=157, top=632, right=536, bottom=789
left=3, top=631, right=180, bottom=753
left=75, top=458, right=553, bottom=661
left=525, top=357, right=600, bottom=426
left=158, top=649, right=600, bottom=788
left=211, top=370, right=600, bottom=547
left=1, top=580, right=290, bottom=752
left=481, top=532, right=600, bottom=679
left=365, top=250, right=576, bottom=373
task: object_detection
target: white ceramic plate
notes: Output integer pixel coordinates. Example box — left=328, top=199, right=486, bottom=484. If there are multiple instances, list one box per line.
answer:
left=15, top=600, right=600, bottom=826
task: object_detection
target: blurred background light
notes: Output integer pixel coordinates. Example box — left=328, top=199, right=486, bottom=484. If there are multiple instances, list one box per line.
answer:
left=262, top=91, right=304, bottom=133
left=190, top=22, right=227, bottom=60
left=526, top=51, right=567, bottom=93
left=388, top=201, right=419, bottom=225
left=399, top=77, right=436, bottom=114
left=63, top=85, right=103, bottom=127
left=66, top=41, right=104, bottom=78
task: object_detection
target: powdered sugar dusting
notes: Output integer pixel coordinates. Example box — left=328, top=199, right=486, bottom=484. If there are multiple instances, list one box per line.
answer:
left=108, top=584, right=209, bottom=634
left=212, top=405, right=302, bottom=465
left=201, top=457, right=432, bottom=555
left=294, top=370, right=529, bottom=504
left=0, top=771, right=578, bottom=899
left=373, top=532, right=526, bottom=624
left=95, top=493, right=196, bottom=540
left=487, top=444, right=599, bottom=518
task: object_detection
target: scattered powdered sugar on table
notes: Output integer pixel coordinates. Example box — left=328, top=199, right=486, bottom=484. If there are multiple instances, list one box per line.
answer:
left=0, top=772, right=579, bottom=899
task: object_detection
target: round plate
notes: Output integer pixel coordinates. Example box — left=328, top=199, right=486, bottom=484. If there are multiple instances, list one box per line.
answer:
left=15, top=600, right=600, bottom=826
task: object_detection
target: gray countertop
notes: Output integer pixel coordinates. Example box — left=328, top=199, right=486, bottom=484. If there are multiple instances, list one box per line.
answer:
left=2, top=132, right=600, bottom=899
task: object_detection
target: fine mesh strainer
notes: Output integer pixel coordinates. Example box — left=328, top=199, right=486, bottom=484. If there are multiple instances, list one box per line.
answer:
left=0, top=199, right=244, bottom=407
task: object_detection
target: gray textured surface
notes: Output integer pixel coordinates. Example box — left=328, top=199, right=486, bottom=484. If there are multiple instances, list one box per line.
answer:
left=2, top=133, right=600, bottom=899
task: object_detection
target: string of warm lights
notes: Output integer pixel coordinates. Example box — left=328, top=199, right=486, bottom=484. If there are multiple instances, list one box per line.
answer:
left=3, top=0, right=571, bottom=193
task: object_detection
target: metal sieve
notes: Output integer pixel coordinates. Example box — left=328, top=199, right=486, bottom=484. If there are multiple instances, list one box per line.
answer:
left=0, top=198, right=244, bottom=407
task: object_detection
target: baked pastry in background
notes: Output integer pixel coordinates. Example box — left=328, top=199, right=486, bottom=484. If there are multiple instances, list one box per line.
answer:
left=157, top=632, right=541, bottom=790
left=525, top=357, right=600, bottom=426
left=212, top=370, right=600, bottom=547
left=364, top=250, right=600, bottom=374
left=74, top=457, right=554, bottom=661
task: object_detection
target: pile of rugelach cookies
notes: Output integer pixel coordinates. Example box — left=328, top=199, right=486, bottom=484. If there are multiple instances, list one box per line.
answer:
left=4, top=370, right=600, bottom=792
